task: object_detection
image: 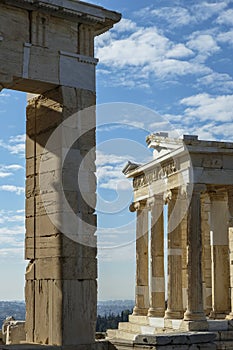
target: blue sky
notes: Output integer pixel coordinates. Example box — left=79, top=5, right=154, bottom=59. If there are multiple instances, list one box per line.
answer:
left=0, top=0, right=233, bottom=300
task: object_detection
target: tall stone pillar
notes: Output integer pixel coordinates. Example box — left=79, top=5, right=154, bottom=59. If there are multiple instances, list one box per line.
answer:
left=165, top=189, right=183, bottom=319
left=183, top=185, right=208, bottom=330
left=201, top=194, right=212, bottom=315
left=25, top=87, right=97, bottom=345
left=181, top=212, right=188, bottom=311
left=132, top=202, right=149, bottom=316
left=147, top=195, right=165, bottom=317
left=209, top=191, right=230, bottom=319
left=227, top=187, right=233, bottom=319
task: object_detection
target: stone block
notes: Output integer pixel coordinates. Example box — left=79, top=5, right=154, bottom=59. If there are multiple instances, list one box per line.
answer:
left=208, top=320, right=229, bottom=331
left=62, top=279, right=97, bottom=345
left=180, top=320, right=209, bottom=331
left=128, top=315, right=148, bottom=325
left=219, top=330, right=233, bottom=340
left=25, top=256, right=97, bottom=280
left=25, top=234, right=97, bottom=259
left=2, top=320, right=26, bottom=345
left=26, top=214, right=59, bottom=238
left=25, top=279, right=35, bottom=342
left=29, top=46, right=60, bottom=86
left=59, top=52, right=97, bottom=92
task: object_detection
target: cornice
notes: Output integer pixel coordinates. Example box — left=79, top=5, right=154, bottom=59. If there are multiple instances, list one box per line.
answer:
left=0, top=0, right=121, bottom=35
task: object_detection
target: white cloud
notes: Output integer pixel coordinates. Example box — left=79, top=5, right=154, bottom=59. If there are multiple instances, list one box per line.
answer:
left=166, top=44, right=194, bottom=59
left=217, top=9, right=233, bottom=26
left=96, top=25, right=211, bottom=83
left=96, top=151, right=133, bottom=191
left=0, top=185, right=24, bottom=195
left=0, top=134, right=25, bottom=157
left=187, top=34, right=220, bottom=62
left=196, top=72, right=233, bottom=93
left=96, top=151, right=133, bottom=167
left=150, top=7, right=194, bottom=28
left=0, top=225, right=24, bottom=236
left=0, top=164, right=23, bottom=178
left=113, top=18, right=138, bottom=33
left=0, top=209, right=24, bottom=224
left=217, top=30, right=233, bottom=46
left=180, top=93, right=233, bottom=122
left=193, top=1, right=228, bottom=21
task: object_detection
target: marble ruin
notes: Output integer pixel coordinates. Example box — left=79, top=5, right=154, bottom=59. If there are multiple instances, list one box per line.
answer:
left=107, top=133, right=233, bottom=348
left=0, top=0, right=120, bottom=347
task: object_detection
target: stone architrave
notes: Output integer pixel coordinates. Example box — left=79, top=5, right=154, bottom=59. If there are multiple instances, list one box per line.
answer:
left=209, top=191, right=230, bottom=319
left=183, top=184, right=208, bottom=330
left=131, top=202, right=149, bottom=316
left=165, top=189, right=183, bottom=320
left=147, top=195, right=165, bottom=318
left=0, top=0, right=121, bottom=346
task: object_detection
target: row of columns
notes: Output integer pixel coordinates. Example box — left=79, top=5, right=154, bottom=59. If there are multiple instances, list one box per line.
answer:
left=132, top=184, right=233, bottom=326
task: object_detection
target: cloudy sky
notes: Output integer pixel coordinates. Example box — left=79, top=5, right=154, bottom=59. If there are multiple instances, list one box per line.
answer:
left=0, top=0, right=233, bottom=300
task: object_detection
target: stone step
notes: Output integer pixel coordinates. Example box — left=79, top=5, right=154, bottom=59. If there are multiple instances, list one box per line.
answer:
left=106, top=329, right=117, bottom=339
left=118, top=322, right=158, bottom=335
left=114, top=330, right=137, bottom=341
left=128, top=315, right=148, bottom=325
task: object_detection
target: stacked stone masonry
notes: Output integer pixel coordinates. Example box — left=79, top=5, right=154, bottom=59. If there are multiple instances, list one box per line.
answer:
left=0, top=0, right=121, bottom=346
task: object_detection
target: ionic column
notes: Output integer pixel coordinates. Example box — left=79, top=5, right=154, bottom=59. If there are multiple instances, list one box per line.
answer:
left=147, top=195, right=165, bottom=317
left=132, top=202, right=149, bottom=316
left=165, top=189, right=183, bottom=319
left=181, top=211, right=188, bottom=312
left=209, top=191, right=230, bottom=319
left=227, top=187, right=233, bottom=320
left=201, top=194, right=212, bottom=315
left=183, top=185, right=207, bottom=330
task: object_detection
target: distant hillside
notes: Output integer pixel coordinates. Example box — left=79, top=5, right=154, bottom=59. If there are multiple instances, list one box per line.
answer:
left=98, top=300, right=134, bottom=316
left=0, top=300, right=134, bottom=327
left=0, top=301, right=25, bottom=327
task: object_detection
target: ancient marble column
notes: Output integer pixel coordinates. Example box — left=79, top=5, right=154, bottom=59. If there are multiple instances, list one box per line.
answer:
left=181, top=212, right=188, bottom=312
left=227, top=187, right=233, bottom=319
left=201, top=194, right=212, bottom=316
left=209, top=191, right=230, bottom=319
left=183, top=185, right=208, bottom=330
left=147, top=195, right=165, bottom=317
left=132, top=202, right=149, bottom=316
left=165, top=189, right=183, bottom=319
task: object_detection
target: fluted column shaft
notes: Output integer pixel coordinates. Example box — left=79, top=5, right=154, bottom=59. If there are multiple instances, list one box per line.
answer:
left=209, top=191, right=230, bottom=319
left=165, top=189, right=183, bottom=319
left=227, top=187, right=233, bottom=320
left=133, top=203, right=149, bottom=316
left=148, top=196, right=165, bottom=317
left=183, top=185, right=207, bottom=328
left=201, top=194, right=212, bottom=315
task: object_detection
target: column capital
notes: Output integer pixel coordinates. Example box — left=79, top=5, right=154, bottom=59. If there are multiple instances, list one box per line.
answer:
left=163, top=190, right=172, bottom=204
left=129, top=200, right=147, bottom=212
left=147, top=195, right=164, bottom=209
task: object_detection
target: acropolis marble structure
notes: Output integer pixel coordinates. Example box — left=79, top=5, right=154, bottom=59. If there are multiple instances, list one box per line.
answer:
left=109, top=133, right=233, bottom=341
left=0, top=0, right=120, bottom=347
